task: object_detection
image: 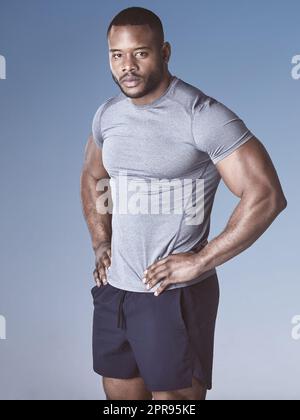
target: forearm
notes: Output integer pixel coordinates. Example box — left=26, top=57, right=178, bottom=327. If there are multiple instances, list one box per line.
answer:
left=195, top=192, right=286, bottom=274
left=80, top=170, right=112, bottom=251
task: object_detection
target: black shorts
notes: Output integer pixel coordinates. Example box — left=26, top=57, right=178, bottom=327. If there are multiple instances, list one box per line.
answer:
left=91, top=273, right=219, bottom=392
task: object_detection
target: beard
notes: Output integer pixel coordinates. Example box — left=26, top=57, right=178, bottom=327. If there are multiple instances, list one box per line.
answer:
left=111, top=62, right=165, bottom=99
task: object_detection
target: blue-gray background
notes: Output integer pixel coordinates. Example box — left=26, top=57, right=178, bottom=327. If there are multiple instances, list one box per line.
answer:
left=0, top=0, right=299, bottom=400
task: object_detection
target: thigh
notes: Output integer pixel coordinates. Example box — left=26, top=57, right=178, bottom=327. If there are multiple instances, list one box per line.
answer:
left=124, top=273, right=219, bottom=393
left=92, top=284, right=140, bottom=379
left=125, top=286, right=194, bottom=392
left=103, top=376, right=152, bottom=400
left=180, top=273, right=220, bottom=391
left=152, top=376, right=207, bottom=400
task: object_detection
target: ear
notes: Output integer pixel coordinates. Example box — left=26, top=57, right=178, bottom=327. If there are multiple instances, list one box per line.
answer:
left=162, top=41, right=171, bottom=62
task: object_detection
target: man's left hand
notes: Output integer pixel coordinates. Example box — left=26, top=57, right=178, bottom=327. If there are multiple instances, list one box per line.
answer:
left=143, top=252, right=202, bottom=296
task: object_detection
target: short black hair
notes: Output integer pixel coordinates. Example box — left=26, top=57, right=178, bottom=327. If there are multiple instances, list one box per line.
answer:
left=107, top=7, right=164, bottom=46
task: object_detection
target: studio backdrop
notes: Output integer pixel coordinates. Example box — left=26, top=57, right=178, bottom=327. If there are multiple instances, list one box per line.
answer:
left=0, top=0, right=299, bottom=400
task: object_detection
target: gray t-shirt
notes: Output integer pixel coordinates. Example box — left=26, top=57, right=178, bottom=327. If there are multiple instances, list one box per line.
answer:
left=92, top=75, right=253, bottom=292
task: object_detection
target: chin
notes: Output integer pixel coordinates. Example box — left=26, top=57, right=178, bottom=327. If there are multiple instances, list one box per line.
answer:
left=123, top=87, right=146, bottom=99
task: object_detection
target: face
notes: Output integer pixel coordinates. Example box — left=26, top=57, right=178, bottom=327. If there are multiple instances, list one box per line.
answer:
left=108, top=24, right=170, bottom=99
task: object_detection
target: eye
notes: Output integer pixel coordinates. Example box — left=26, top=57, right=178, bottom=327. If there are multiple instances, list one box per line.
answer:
left=111, top=51, right=148, bottom=60
left=136, top=51, right=148, bottom=58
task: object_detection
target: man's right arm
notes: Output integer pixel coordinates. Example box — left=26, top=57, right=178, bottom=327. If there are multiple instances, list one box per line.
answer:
left=80, top=135, right=112, bottom=286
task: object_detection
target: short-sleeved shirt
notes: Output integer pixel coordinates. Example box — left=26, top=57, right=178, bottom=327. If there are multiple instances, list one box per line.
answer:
left=92, top=75, right=253, bottom=292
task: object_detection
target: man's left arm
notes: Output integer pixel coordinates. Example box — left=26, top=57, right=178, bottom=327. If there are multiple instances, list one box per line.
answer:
left=193, top=136, right=287, bottom=273
left=144, top=136, right=287, bottom=295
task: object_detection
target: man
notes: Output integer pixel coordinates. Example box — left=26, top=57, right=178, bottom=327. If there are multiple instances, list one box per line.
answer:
left=80, top=7, right=287, bottom=400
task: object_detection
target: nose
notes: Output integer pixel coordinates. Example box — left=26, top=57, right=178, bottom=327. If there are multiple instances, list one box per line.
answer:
left=121, top=53, right=138, bottom=73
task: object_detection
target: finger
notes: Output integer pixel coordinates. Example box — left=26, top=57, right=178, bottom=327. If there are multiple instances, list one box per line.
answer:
left=101, top=253, right=111, bottom=269
left=154, top=280, right=170, bottom=296
left=93, top=268, right=101, bottom=288
left=144, top=265, right=167, bottom=285
left=98, top=265, right=108, bottom=285
left=144, top=257, right=167, bottom=276
left=144, top=259, right=168, bottom=281
left=145, top=269, right=169, bottom=290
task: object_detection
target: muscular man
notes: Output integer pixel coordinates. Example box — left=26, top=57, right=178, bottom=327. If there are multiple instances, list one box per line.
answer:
left=80, top=7, right=287, bottom=400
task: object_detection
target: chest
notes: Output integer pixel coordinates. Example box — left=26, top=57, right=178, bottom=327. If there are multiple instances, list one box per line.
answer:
left=101, top=110, right=209, bottom=179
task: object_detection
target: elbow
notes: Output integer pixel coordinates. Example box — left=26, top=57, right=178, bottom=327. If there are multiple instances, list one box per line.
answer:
left=270, top=191, right=288, bottom=216
left=279, top=196, right=288, bottom=212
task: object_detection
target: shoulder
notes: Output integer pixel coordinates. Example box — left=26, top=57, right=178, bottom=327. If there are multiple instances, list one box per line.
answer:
left=171, top=77, right=210, bottom=115
left=93, top=92, right=126, bottom=124
left=174, top=77, right=234, bottom=122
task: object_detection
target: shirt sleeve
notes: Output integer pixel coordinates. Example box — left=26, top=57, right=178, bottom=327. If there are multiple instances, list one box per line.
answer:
left=92, top=102, right=106, bottom=149
left=191, top=96, right=254, bottom=164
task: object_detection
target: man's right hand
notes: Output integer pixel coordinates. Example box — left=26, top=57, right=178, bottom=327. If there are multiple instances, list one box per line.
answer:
left=93, top=241, right=111, bottom=287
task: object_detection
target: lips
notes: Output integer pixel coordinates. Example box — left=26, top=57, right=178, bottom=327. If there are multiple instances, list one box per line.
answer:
left=122, top=77, right=141, bottom=87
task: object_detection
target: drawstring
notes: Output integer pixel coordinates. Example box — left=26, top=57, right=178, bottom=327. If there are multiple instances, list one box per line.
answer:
left=117, top=290, right=127, bottom=329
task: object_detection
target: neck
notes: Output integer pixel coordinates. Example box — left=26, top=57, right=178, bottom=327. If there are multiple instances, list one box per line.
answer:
left=130, top=72, right=173, bottom=106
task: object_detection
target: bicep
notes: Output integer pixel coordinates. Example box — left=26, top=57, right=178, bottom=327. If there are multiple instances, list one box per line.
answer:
left=215, top=136, right=284, bottom=199
left=82, top=134, right=110, bottom=180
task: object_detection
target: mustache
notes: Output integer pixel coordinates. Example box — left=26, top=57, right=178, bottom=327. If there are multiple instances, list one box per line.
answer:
left=121, top=74, right=142, bottom=82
